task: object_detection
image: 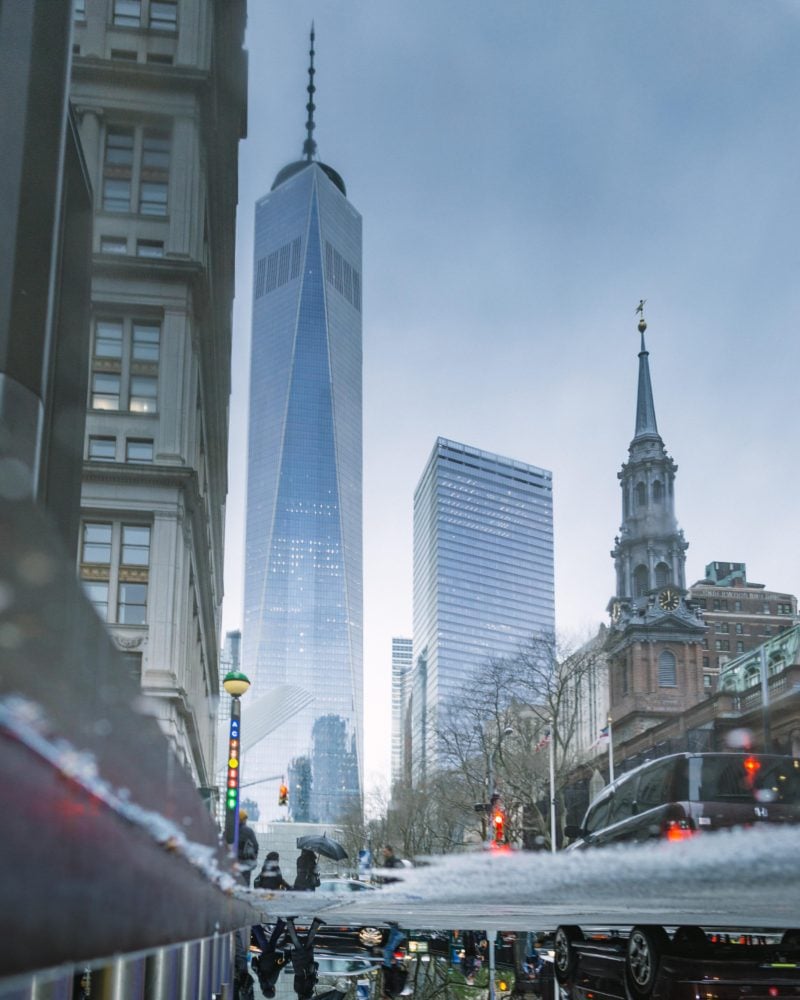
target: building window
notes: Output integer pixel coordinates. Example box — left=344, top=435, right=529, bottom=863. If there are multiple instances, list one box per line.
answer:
left=103, top=125, right=170, bottom=216
left=147, top=52, right=174, bottom=64
left=90, top=316, right=160, bottom=413
left=633, top=564, right=649, bottom=597
left=83, top=581, right=109, bottom=620
left=139, top=129, right=170, bottom=215
left=652, top=480, right=664, bottom=503
left=658, top=650, right=677, bottom=687
left=715, top=640, right=730, bottom=652
left=735, top=623, right=743, bottom=634
left=702, top=637, right=709, bottom=649
left=90, top=373, right=121, bottom=410
left=655, top=562, right=670, bottom=588
left=702, top=656, right=710, bottom=669
left=703, top=673, right=713, bottom=690
left=136, top=239, right=164, bottom=257
left=695, top=598, right=707, bottom=609
left=82, top=522, right=112, bottom=564
left=80, top=521, right=151, bottom=625
left=110, top=49, right=137, bottom=60
left=118, top=582, right=148, bottom=624
left=778, top=603, right=793, bottom=615
left=113, top=0, right=141, bottom=26
left=103, top=128, right=134, bottom=212
left=88, top=436, right=116, bottom=462
left=734, top=600, right=742, bottom=612
left=100, top=236, right=127, bottom=254
left=126, top=438, right=154, bottom=462
left=716, top=622, right=729, bottom=634
left=149, top=0, right=177, bottom=31
left=621, top=661, right=629, bottom=696
left=74, top=0, right=86, bottom=19
left=635, top=482, right=647, bottom=506
left=736, top=641, right=745, bottom=653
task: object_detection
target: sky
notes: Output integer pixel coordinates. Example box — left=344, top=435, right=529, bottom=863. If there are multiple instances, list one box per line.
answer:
left=221, top=1, right=800, bottom=795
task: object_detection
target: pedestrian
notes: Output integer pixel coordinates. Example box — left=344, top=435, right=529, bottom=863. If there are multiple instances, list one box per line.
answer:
left=237, top=809, right=259, bottom=887
left=381, top=923, right=408, bottom=999
left=255, top=850, right=291, bottom=890
left=285, top=916, right=324, bottom=999
left=380, top=844, right=403, bottom=885
left=382, top=845, right=403, bottom=869
left=251, top=919, right=287, bottom=999
left=293, top=847, right=320, bottom=891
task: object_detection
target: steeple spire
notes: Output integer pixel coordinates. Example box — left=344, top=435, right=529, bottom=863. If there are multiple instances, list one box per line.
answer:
left=302, top=23, right=317, bottom=163
left=634, top=300, right=659, bottom=439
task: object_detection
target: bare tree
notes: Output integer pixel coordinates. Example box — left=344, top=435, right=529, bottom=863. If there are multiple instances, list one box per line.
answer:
left=434, top=631, right=605, bottom=849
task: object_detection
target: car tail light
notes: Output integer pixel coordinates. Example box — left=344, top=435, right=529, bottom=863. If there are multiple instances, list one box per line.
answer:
left=663, top=818, right=696, bottom=841
left=768, top=987, right=779, bottom=997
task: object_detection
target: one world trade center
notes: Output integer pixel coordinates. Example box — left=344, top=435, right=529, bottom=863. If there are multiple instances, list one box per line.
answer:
left=242, top=30, right=363, bottom=824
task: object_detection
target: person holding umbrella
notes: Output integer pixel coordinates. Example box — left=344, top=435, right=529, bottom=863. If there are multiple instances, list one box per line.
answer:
left=293, top=833, right=348, bottom=890
left=293, top=848, right=320, bottom=891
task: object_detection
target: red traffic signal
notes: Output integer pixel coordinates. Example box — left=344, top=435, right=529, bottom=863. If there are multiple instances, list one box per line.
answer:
left=492, top=809, right=505, bottom=844
left=278, top=783, right=288, bottom=806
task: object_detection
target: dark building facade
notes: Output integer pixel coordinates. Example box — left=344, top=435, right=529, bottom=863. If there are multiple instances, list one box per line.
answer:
left=605, top=311, right=707, bottom=745
left=690, top=561, right=798, bottom=688
left=0, top=2, right=92, bottom=551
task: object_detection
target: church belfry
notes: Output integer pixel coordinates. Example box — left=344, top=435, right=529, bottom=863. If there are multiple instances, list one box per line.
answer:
left=605, top=305, right=706, bottom=744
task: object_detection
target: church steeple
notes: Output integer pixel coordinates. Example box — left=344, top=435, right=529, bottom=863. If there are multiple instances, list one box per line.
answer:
left=605, top=305, right=707, bottom=750
left=634, top=304, right=659, bottom=439
left=610, top=306, right=688, bottom=606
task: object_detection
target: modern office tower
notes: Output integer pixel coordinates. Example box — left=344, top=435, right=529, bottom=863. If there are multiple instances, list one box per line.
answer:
left=72, top=1, right=247, bottom=790
left=242, top=32, right=363, bottom=824
left=410, top=437, right=555, bottom=781
left=605, top=310, right=706, bottom=747
left=391, top=637, right=413, bottom=787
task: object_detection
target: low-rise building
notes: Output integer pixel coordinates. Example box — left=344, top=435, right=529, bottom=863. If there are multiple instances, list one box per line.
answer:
left=690, top=561, right=798, bottom=690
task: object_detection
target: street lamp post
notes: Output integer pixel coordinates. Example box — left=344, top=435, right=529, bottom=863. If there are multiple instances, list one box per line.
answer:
left=222, top=670, right=251, bottom=855
left=548, top=718, right=556, bottom=854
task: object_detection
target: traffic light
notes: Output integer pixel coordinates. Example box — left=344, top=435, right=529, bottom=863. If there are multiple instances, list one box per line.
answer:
left=492, top=807, right=505, bottom=844
left=278, top=782, right=288, bottom=806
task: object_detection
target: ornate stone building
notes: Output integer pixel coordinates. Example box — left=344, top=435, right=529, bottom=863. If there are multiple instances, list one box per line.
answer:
left=72, top=0, right=247, bottom=790
left=605, top=310, right=707, bottom=745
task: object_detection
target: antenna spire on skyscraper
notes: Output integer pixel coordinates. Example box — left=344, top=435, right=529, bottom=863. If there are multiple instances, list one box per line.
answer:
left=303, top=22, right=317, bottom=162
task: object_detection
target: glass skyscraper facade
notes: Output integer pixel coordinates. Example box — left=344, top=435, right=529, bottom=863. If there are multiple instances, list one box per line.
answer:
left=391, top=637, right=413, bottom=787
left=242, top=160, right=363, bottom=824
left=410, top=438, right=554, bottom=780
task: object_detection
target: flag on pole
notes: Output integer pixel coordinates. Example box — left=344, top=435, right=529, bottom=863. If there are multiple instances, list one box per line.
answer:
left=534, top=732, right=551, bottom=752
left=591, top=724, right=609, bottom=748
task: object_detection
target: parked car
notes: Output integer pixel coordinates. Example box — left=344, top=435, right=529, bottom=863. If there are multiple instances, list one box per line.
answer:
left=564, top=752, right=800, bottom=849
left=553, top=924, right=800, bottom=1000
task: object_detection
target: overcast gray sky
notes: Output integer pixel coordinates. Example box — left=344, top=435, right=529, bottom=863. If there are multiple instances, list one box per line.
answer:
left=222, top=1, right=800, bottom=792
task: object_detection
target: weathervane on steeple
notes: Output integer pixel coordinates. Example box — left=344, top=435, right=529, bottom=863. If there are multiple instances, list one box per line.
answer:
left=635, top=298, right=647, bottom=333
left=303, top=23, right=317, bottom=163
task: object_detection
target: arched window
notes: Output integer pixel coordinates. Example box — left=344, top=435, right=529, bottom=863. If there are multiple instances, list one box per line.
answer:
left=658, top=650, right=677, bottom=687
left=655, top=562, right=671, bottom=587
left=635, top=482, right=647, bottom=506
left=652, top=480, right=664, bottom=503
left=634, top=564, right=649, bottom=597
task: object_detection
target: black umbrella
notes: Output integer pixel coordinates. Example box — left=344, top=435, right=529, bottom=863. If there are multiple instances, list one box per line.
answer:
left=296, top=834, right=348, bottom=861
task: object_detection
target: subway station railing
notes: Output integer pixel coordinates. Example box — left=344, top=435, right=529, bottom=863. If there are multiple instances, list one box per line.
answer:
left=0, top=498, right=258, bottom=998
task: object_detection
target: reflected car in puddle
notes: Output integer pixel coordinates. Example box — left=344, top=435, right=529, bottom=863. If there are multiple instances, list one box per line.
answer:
left=554, top=925, right=800, bottom=1000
